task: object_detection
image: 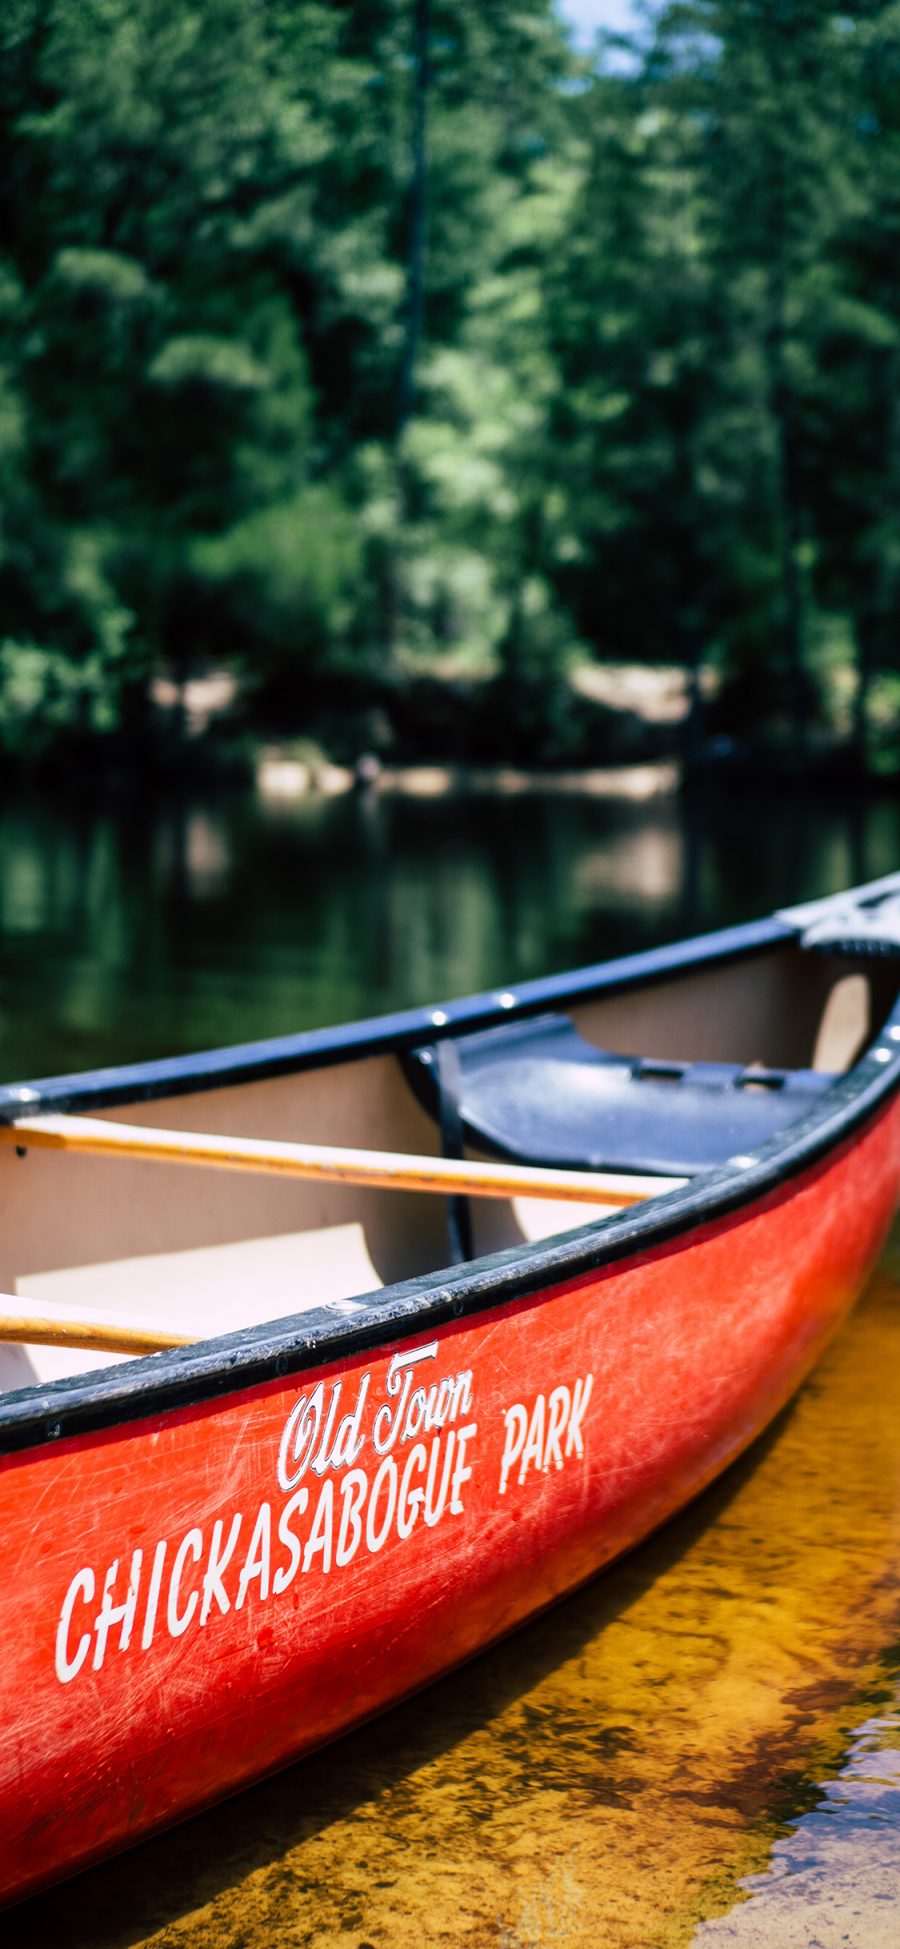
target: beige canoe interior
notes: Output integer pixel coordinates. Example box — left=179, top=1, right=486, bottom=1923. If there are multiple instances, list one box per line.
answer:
left=0, top=945, right=891, bottom=1394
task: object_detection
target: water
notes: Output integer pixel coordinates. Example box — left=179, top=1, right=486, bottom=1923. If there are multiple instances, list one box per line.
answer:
left=4, top=776, right=900, bottom=1945
left=694, top=1696, right=900, bottom=1947
left=0, top=777, right=898, bottom=1084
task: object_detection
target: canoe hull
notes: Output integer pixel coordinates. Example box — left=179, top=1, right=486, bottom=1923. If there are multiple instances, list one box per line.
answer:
left=2, top=1093, right=898, bottom=1906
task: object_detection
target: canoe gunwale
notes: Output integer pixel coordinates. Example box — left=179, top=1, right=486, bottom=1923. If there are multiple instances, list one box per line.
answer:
left=0, top=914, right=898, bottom=1458
left=0, top=914, right=791, bottom=1123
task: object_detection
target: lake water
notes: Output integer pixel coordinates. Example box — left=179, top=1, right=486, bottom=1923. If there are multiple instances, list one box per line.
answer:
left=5, top=776, right=900, bottom=1946
left=1, top=776, right=898, bottom=1085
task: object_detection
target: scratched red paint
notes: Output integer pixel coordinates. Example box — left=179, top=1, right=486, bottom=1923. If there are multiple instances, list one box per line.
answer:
left=1, top=1098, right=898, bottom=1906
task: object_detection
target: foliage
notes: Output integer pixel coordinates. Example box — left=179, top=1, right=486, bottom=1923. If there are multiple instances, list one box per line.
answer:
left=0, top=0, right=897, bottom=766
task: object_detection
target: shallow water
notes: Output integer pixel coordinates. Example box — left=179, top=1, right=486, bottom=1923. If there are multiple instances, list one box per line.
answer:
left=14, top=1244, right=900, bottom=1949
left=4, top=780, right=900, bottom=1944
left=693, top=1694, right=900, bottom=1947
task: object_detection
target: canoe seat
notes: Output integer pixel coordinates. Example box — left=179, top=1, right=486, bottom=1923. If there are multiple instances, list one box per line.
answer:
left=407, top=1014, right=834, bottom=1179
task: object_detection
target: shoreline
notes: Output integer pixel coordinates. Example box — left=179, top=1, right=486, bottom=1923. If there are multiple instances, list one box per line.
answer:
left=256, top=753, right=683, bottom=803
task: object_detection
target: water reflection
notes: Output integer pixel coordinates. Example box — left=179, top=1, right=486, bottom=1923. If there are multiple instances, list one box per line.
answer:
left=0, top=779, right=898, bottom=1084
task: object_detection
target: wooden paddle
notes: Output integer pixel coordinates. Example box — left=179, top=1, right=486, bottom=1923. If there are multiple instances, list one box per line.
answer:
left=0, top=1293, right=191, bottom=1357
left=2, top=1113, right=686, bottom=1208
left=0, top=1118, right=686, bottom=1358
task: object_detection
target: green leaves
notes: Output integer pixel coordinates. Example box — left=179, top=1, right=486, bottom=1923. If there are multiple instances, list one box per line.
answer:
left=0, top=0, right=896, bottom=768
left=147, top=336, right=268, bottom=393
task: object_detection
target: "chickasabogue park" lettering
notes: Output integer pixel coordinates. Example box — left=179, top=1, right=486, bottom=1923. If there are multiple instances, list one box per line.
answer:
left=54, top=1345, right=476, bottom=1684
left=54, top=1346, right=594, bottom=1685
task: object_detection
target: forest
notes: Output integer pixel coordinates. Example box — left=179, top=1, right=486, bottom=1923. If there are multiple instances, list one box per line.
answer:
left=2, top=0, right=900, bottom=774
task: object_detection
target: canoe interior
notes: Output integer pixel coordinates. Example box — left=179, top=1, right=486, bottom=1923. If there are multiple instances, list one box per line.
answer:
left=0, top=941, right=893, bottom=1396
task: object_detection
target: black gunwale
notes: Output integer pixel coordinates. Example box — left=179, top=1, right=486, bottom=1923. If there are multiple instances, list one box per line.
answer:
left=1, top=911, right=898, bottom=1458
left=0, top=915, right=787, bottom=1119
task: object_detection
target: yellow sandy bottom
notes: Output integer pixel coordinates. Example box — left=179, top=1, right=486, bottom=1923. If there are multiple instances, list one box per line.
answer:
left=16, top=1233, right=900, bottom=1949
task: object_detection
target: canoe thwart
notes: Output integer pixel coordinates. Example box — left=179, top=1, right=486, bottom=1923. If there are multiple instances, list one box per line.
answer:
left=0, top=1114, right=687, bottom=1206
left=0, top=1292, right=191, bottom=1356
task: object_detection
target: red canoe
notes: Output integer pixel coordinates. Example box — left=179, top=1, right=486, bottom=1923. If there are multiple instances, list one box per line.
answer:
left=0, top=877, right=899, bottom=1905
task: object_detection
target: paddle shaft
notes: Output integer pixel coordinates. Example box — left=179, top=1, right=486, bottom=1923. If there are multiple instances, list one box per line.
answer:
left=3, top=1114, right=686, bottom=1207
left=0, top=1294, right=191, bottom=1356
left=0, top=1118, right=685, bottom=1358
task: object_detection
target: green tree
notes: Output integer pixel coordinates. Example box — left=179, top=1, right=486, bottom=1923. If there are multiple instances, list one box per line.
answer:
left=803, top=4, right=900, bottom=764
left=653, top=0, right=860, bottom=746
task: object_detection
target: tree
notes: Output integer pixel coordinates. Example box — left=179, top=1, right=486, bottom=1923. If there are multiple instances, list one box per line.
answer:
left=653, top=0, right=860, bottom=747
left=804, top=4, right=900, bottom=763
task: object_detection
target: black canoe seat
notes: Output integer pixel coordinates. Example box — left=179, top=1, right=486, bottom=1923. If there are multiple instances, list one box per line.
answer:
left=407, top=1013, right=834, bottom=1180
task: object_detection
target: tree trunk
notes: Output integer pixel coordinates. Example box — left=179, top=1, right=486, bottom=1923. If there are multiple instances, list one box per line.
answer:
left=396, top=0, right=431, bottom=445
left=387, top=0, right=431, bottom=664
left=857, top=341, right=900, bottom=768
left=766, top=242, right=808, bottom=757
left=852, top=610, right=874, bottom=766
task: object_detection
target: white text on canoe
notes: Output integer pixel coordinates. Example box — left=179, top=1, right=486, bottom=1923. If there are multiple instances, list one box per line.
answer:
left=54, top=1350, right=595, bottom=1685
left=54, top=1345, right=476, bottom=1684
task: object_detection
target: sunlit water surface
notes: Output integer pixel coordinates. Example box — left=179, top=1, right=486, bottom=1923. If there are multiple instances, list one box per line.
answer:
left=4, top=779, right=900, bottom=1946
